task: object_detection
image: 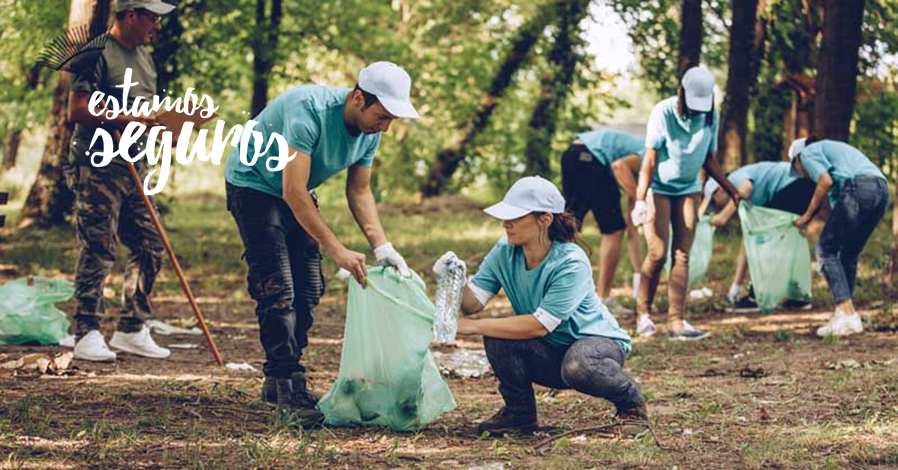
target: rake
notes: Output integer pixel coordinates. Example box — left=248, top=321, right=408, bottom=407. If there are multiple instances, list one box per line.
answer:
left=35, top=26, right=224, bottom=366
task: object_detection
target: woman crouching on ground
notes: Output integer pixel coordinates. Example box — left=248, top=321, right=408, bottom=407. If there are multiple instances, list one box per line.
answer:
left=440, top=176, right=648, bottom=437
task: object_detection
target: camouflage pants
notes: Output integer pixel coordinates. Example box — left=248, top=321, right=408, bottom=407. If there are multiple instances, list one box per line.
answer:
left=71, top=163, right=164, bottom=336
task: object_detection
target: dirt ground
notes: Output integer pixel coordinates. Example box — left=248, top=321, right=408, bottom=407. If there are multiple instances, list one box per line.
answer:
left=2, top=288, right=898, bottom=470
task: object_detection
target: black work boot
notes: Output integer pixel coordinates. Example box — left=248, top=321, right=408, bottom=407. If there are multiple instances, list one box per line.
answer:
left=615, top=403, right=650, bottom=438
left=274, top=377, right=326, bottom=429
left=476, top=407, right=538, bottom=436
left=262, top=372, right=322, bottom=408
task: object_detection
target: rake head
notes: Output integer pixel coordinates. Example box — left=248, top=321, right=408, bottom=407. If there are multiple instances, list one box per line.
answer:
left=34, top=24, right=110, bottom=80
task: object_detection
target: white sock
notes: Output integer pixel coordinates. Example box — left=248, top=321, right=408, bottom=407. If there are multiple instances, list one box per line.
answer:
left=632, top=274, right=641, bottom=300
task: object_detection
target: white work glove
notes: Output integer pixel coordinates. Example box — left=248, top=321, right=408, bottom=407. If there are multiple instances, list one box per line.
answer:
left=433, top=251, right=467, bottom=277
left=630, top=200, right=649, bottom=226
left=374, top=242, right=410, bottom=276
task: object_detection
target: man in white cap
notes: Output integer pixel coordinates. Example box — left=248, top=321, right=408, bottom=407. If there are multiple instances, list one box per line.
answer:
left=224, top=61, right=420, bottom=426
left=66, top=0, right=176, bottom=364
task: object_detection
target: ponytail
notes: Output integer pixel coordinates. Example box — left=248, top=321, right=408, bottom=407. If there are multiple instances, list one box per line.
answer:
left=535, top=211, right=591, bottom=256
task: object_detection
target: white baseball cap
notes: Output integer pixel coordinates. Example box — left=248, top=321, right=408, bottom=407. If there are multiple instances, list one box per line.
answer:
left=682, top=67, right=715, bottom=112
left=788, top=138, right=807, bottom=177
left=116, top=0, right=176, bottom=14
left=483, top=176, right=566, bottom=220
left=358, top=62, right=420, bottom=120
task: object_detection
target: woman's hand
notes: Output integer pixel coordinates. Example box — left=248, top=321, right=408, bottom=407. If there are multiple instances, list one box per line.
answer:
left=457, top=317, right=479, bottom=336
left=793, top=215, right=811, bottom=229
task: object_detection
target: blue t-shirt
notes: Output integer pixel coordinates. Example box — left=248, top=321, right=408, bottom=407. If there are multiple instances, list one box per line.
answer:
left=471, top=238, right=632, bottom=352
left=577, top=130, right=645, bottom=167
left=645, top=96, right=719, bottom=196
left=799, top=140, right=886, bottom=207
left=224, top=85, right=382, bottom=198
left=729, top=162, right=797, bottom=207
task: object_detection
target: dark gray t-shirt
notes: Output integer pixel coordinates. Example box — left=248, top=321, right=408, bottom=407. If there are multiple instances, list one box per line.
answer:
left=69, top=36, right=157, bottom=166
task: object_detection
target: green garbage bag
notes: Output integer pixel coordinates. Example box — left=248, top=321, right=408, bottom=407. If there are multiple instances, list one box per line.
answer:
left=0, top=277, right=73, bottom=345
left=664, top=215, right=715, bottom=287
left=739, top=203, right=812, bottom=313
left=318, top=266, right=456, bottom=431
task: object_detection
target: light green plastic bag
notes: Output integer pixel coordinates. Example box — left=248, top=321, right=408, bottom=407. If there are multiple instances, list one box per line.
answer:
left=739, top=203, right=812, bottom=313
left=664, top=215, right=715, bottom=287
left=318, top=267, right=457, bottom=432
left=0, top=277, right=73, bottom=345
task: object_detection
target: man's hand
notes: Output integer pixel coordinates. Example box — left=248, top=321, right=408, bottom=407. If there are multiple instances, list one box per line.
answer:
left=630, top=200, right=649, bottom=226
left=332, top=246, right=368, bottom=287
left=793, top=215, right=811, bottom=229
left=374, top=242, right=410, bottom=276
left=710, top=213, right=728, bottom=228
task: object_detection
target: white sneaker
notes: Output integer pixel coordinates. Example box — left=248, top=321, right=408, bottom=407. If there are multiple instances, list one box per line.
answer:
left=73, top=330, right=117, bottom=362
left=603, top=298, right=633, bottom=317
left=110, top=327, right=171, bottom=359
left=816, top=312, right=864, bottom=337
left=636, top=315, right=656, bottom=337
left=59, top=334, right=76, bottom=348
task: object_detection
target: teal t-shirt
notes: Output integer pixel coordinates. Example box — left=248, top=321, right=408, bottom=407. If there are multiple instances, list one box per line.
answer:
left=728, top=162, right=797, bottom=207
left=799, top=140, right=886, bottom=207
left=224, top=85, right=381, bottom=198
left=471, top=237, right=632, bottom=352
left=645, top=96, right=719, bottom=196
left=577, top=130, right=645, bottom=167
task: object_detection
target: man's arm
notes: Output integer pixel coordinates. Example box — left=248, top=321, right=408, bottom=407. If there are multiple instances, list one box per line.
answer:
left=711, top=179, right=753, bottom=227
left=703, top=152, right=741, bottom=205
left=282, top=147, right=368, bottom=285
left=68, top=91, right=154, bottom=128
left=610, top=154, right=641, bottom=200
left=346, top=164, right=388, bottom=249
left=795, top=173, right=832, bottom=228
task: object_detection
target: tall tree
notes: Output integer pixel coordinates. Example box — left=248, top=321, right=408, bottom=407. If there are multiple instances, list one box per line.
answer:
left=1, top=67, right=41, bottom=171
left=522, top=0, right=590, bottom=177
left=19, top=0, right=111, bottom=229
left=250, top=0, right=282, bottom=118
left=677, top=0, right=703, bottom=76
left=813, top=0, right=865, bottom=141
left=420, top=1, right=558, bottom=197
left=718, top=0, right=763, bottom=169
left=151, top=0, right=186, bottom=94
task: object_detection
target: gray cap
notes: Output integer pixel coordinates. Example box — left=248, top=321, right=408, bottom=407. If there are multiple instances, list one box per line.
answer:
left=116, top=0, right=176, bottom=14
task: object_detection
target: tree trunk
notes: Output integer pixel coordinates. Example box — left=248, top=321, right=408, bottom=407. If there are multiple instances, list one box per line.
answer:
left=677, top=0, right=703, bottom=77
left=250, top=0, right=283, bottom=118
left=18, top=0, right=110, bottom=229
left=813, top=0, right=864, bottom=141
left=522, top=0, right=590, bottom=177
left=421, top=2, right=558, bottom=197
left=718, top=0, right=761, bottom=170
left=2, top=130, right=23, bottom=171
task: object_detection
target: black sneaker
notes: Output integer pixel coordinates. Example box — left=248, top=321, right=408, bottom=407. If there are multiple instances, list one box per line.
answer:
left=725, top=295, right=760, bottom=313
left=783, top=299, right=813, bottom=311
left=477, top=407, right=538, bottom=436
left=615, top=403, right=650, bottom=438
left=262, top=372, right=322, bottom=408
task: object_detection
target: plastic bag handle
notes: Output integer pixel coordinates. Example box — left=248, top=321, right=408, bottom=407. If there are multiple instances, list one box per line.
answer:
left=350, top=266, right=435, bottom=324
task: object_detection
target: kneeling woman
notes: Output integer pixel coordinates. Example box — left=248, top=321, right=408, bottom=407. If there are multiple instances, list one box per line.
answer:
left=449, top=176, right=647, bottom=436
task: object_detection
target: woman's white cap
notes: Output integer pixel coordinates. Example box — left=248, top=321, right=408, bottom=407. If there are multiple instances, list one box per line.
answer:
left=484, top=176, right=566, bottom=220
left=682, top=66, right=715, bottom=112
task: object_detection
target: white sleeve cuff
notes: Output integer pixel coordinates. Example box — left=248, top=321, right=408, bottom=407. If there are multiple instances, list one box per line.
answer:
left=533, top=308, right=562, bottom=333
left=467, top=282, right=495, bottom=307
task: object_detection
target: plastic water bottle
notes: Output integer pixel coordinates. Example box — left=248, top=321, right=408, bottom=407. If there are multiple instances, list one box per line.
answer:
left=434, top=255, right=465, bottom=343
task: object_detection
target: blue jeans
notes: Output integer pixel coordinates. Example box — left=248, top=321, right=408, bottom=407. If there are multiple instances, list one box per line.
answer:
left=483, top=336, right=644, bottom=414
left=817, top=176, right=889, bottom=304
left=226, top=183, right=325, bottom=378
